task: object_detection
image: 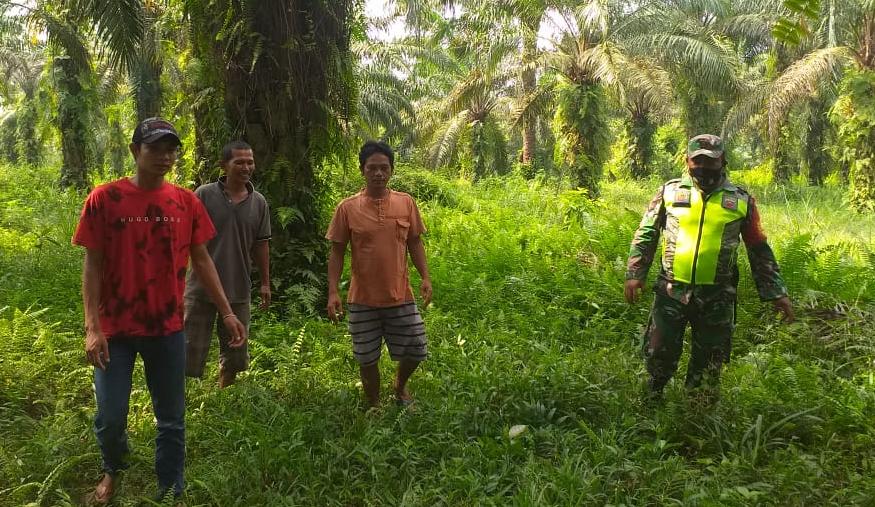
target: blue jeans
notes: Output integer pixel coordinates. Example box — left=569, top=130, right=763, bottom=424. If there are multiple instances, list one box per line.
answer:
left=93, top=331, right=185, bottom=495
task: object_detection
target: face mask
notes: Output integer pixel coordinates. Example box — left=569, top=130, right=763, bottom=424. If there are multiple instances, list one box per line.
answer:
left=689, top=167, right=723, bottom=193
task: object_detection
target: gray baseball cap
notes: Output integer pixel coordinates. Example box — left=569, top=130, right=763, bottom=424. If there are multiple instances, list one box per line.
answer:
left=132, top=117, right=182, bottom=146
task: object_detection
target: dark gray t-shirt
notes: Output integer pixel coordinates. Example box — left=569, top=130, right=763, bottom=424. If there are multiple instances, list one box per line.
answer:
left=185, top=178, right=271, bottom=303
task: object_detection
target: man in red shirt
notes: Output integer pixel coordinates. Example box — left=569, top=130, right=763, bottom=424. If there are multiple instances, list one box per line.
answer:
left=326, top=141, right=432, bottom=409
left=72, top=118, right=246, bottom=504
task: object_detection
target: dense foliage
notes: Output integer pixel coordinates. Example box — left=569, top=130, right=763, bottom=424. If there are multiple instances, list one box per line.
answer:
left=1, top=163, right=874, bottom=505
left=1, top=0, right=875, bottom=504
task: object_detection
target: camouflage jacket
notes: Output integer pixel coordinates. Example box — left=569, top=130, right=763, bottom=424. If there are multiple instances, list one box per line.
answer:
left=626, top=174, right=788, bottom=301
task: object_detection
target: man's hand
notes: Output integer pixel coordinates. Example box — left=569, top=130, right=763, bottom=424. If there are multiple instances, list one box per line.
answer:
left=259, top=284, right=271, bottom=310
left=85, top=328, right=110, bottom=370
left=420, top=278, right=433, bottom=307
left=624, top=279, right=645, bottom=304
left=222, top=315, right=247, bottom=347
left=772, top=296, right=795, bottom=323
left=327, top=292, right=343, bottom=323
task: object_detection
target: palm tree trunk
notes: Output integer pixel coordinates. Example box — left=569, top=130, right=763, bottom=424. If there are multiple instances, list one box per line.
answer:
left=55, top=56, right=94, bottom=190
left=681, top=86, right=725, bottom=136
left=556, top=83, right=609, bottom=197
left=133, top=8, right=162, bottom=120
left=133, top=58, right=162, bottom=120
left=629, top=109, right=655, bottom=179
left=804, top=99, right=832, bottom=185
left=520, top=30, right=537, bottom=165
left=193, top=0, right=354, bottom=287
left=16, top=95, right=42, bottom=166
left=859, top=14, right=874, bottom=69
left=108, top=114, right=128, bottom=176
left=772, top=125, right=796, bottom=182
left=131, top=4, right=163, bottom=121
left=0, top=113, right=20, bottom=165
left=471, top=121, right=487, bottom=180
left=841, top=70, right=875, bottom=211
left=187, top=9, right=229, bottom=184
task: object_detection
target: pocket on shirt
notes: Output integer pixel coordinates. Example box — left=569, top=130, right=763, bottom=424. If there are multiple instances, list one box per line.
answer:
left=396, top=219, right=410, bottom=242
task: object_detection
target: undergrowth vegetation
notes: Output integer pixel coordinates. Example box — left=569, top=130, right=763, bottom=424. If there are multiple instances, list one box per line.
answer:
left=1, top=163, right=874, bottom=505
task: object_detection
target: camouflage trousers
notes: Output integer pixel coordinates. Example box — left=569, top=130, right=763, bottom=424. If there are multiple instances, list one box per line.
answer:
left=642, top=287, right=735, bottom=392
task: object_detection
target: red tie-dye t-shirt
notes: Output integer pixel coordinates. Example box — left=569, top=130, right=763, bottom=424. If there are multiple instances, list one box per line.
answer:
left=72, top=178, right=216, bottom=338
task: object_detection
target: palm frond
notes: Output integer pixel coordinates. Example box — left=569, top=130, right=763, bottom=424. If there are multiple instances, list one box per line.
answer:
left=722, top=80, right=771, bottom=137
left=615, top=55, right=675, bottom=118
left=510, top=79, right=556, bottom=129
left=767, top=45, right=852, bottom=139
left=489, top=0, right=550, bottom=29
left=68, top=0, right=144, bottom=71
left=481, top=115, right=510, bottom=174
left=719, top=12, right=776, bottom=46
left=578, top=0, right=610, bottom=35
left=34, top=8, right=91, bottom=70
left=427, top=110, right=468, bottom=168
left=357, top=64, right=417, bottom=138
left=628, top=31, right=741, bottom=93
left=443, top=70, right=489, bottom=117
left=579, top=40, right=626, bottom=89
left=94, top=58, right=128, bottom=105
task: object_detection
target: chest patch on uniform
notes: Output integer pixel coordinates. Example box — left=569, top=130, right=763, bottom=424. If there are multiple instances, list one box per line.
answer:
left=722, top=194, right=738, bottom=210
left=673, top=188, right=691, bottom=207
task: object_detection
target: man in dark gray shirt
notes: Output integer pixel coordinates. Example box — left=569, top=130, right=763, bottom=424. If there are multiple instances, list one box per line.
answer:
left=184, top=141, right=271, bottom=387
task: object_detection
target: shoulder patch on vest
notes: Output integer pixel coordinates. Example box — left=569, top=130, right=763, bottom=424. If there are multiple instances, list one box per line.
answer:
left=722, top=193, right=738, bottom=210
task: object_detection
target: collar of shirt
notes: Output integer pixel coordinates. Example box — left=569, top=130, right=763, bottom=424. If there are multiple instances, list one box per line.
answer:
left=358, top=189, right=392, bottom=223
left=217, top=176, right=255, bottom=200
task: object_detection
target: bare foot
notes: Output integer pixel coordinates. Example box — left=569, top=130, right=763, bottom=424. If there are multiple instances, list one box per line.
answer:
left=86, top=473, right=116, bottom=505
left=365, top=395, right=380, bottom=409
left=218, top=368, right=236, bottom=388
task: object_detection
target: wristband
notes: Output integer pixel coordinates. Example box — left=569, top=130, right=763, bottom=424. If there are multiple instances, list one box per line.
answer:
left=222, top=313, right=236, bottom=320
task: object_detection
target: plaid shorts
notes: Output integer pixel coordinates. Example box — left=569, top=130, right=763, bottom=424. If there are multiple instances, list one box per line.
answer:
left=348, top=302, right=428, bottom=366
left=183, top=298, right=250, bottom=378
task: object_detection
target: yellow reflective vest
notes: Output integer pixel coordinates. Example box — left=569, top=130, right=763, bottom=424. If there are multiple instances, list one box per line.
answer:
left=662, top=178, right=749, bottom=285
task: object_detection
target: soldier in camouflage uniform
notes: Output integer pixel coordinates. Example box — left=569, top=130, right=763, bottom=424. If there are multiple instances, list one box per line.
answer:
left=625, top=134, right=794, bottom=398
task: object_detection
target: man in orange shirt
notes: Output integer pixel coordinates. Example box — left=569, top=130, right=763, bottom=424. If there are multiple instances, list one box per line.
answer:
left=326, top=141, right=432, bottom=408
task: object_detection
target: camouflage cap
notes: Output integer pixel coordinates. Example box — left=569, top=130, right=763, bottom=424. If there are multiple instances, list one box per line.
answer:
left=687, top=134, right=723, bottom=159
left=131, top=117, right=182, bottom=146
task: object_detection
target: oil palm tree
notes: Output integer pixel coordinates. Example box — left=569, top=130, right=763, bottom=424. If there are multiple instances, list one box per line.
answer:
left=353, top=38, right=417, bottom=146
left=723, top=0, right=874, bottom=200
left=0, top=0, right=143, bottom=188
left=404, top=11, right=516, bottom=179
left=186, top=0, right=356, bottom=297
left=0, top=15, right=46, bottom=166
left=534, top=0, right=674, bottom=193
left=623, top=0, right=756, bottom=137
left=490, top=0, right=552, bottom=166
left=829, top=0, right=875, bottom=210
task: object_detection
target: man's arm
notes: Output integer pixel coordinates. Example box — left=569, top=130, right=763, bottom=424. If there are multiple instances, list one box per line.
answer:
left=742, top=196, right=794, bottom=321
left=407, top=235, right=432, bottom=307
left=83, top=248, right=109, bottom=369
left=327, top=241, right=347, bottom=322
left=190, top=243, right=248, bottom=345
left=253, top=240, right=271, bottom=310
left=625, top=185, right=666, bottom=303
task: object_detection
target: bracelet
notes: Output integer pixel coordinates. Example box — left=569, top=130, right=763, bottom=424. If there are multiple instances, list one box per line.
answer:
left=222, top=313, right=236, bottom=320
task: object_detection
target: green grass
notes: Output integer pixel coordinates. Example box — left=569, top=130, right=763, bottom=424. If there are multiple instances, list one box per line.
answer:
left=1, top=165, right=874, bottom=505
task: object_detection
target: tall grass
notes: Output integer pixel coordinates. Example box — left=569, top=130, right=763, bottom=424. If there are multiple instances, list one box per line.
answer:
left=0, top=164, right=873, bottom=505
